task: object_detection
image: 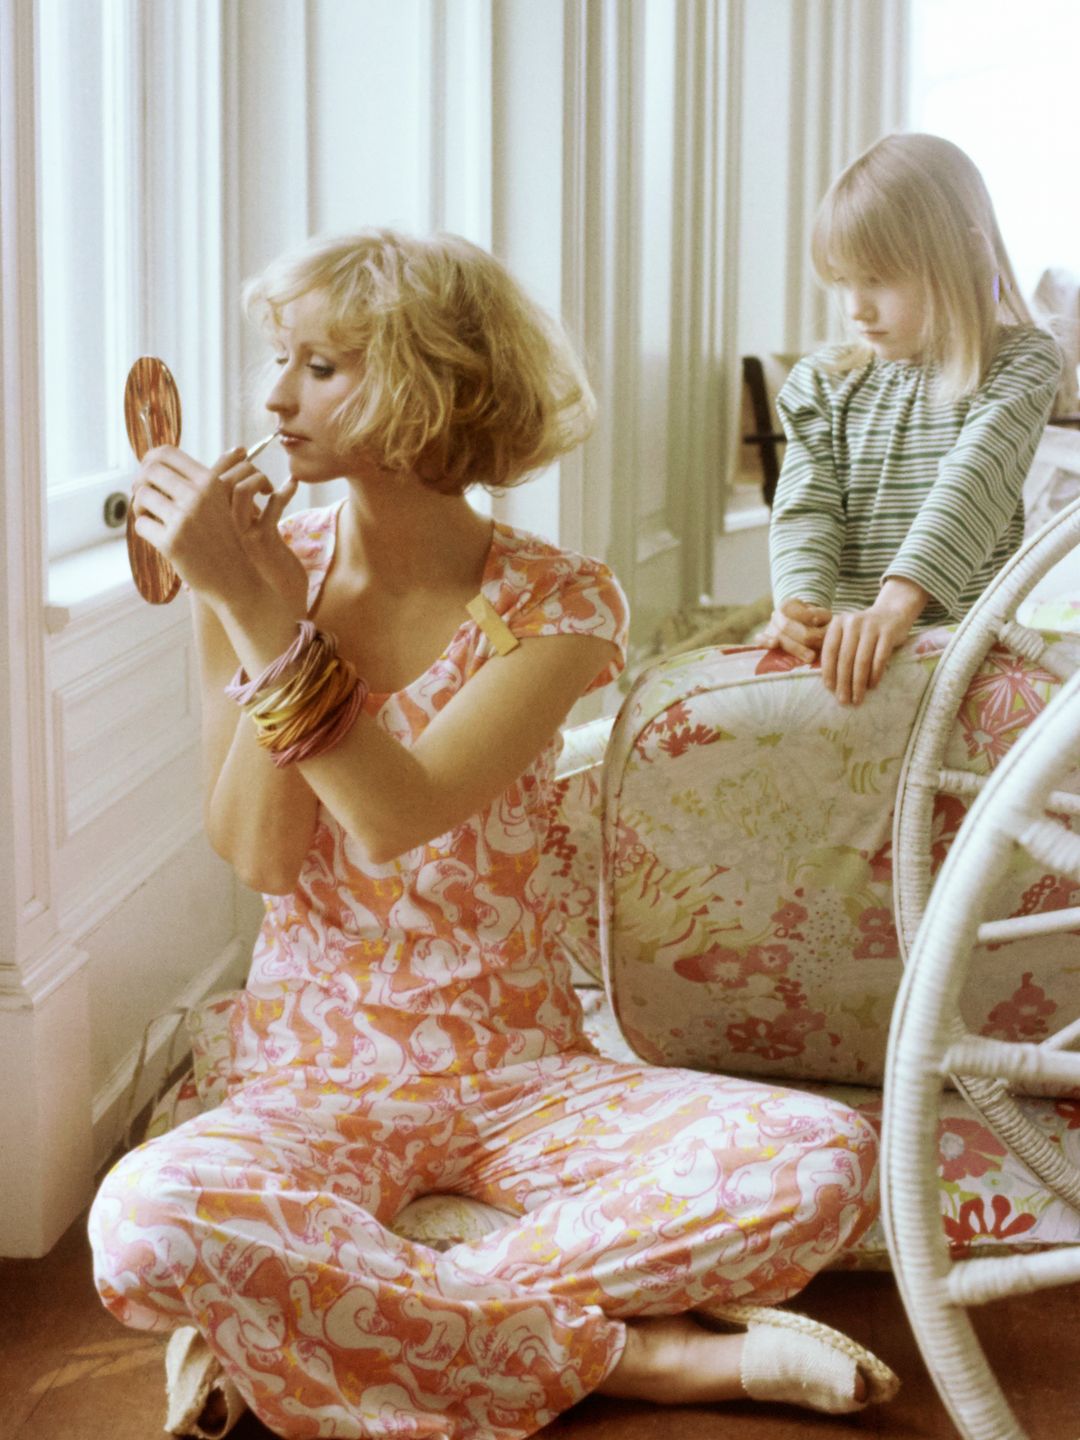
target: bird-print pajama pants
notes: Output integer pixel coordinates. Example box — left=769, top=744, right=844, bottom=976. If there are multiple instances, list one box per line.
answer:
left=89, top=1050, right=879, bottom=1439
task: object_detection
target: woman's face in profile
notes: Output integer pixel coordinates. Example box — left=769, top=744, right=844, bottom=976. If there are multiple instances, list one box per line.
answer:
left=264, top=291, right=365, bottom=484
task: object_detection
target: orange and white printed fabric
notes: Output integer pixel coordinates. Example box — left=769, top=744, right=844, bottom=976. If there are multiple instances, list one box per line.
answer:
left=234, top=503, right=628, bottom=1083
left=89, top=505, right=879, bottom=1440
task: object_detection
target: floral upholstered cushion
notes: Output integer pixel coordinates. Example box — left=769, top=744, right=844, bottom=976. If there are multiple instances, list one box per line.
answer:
left=800, top=1082, right=1080, bottom=1269
left=599, top=630, right=1080, bottom=1091
left=536, top=716, right=611, bottom=984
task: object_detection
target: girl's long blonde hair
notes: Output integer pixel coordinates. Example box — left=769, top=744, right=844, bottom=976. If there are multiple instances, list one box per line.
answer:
left=812, top=132, right=1033, bottom=398
left=243, top=229, right=595, bottom=494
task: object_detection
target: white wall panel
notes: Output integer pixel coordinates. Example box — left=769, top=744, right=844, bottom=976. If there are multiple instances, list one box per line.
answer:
left=486, top=0, right=571, bottom=545
left=233, top=0, right=314, bottom=457
left=86, top=833, right=241, bottom=1099
left=439, top=0, right=493, bottom=242
left=737, top=0, right=795, bottom=358
left=308, top=0, right=431, bottom=234
left=54, top=639, right=194, bottom=840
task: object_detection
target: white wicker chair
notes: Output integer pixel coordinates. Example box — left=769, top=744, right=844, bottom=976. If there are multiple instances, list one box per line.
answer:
left=892, top=494, right=1080, bottom=1207
left=884, top=501, right=1080, bottom=1438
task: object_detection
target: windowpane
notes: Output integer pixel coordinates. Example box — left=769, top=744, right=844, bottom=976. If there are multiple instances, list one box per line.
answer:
left=39, top=0, right=134, bottom=553
left=908, top=0, right=1080, bottom=299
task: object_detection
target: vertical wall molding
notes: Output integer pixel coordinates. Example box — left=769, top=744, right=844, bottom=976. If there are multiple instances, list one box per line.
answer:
left=571, top=0, right=641, bottom=632
left=0, top=0, right=95, bottom=1255
left=716, top=0, right=747, bottom=541
left=669, top=0, right=743, bottom=584
left=423, top=0, right=448, bottom=231
left=438, top=0, right=493, bottom=246
left=554, top=0, right=588, bottom=556
left=603, top=0, right=642, bottom=604
left=219, top=0, right=243, bottom=443
left=0, top=0, right=59, bottom=991
left=782, top=0, right=911, bottom=357
left=235, top=0, right=316, bottom=449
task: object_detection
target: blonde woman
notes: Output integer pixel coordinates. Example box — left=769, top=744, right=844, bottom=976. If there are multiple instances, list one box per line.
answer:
left=89, top=230, right=893, bottom=1438
left=764, top=133, right=1062, bottom=704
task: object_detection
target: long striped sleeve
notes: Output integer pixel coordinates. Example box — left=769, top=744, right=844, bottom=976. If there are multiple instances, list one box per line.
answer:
left=769, top=350, right=850, bottom=608
left=886, top=328, right=1061, bottom=614
left=768, top=327, right=1062, bottom=626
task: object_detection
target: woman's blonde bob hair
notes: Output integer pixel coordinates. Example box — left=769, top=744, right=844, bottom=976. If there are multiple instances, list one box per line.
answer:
left=812, top=132, right=1033, bottom=398
left=243, top=228, right=596, bottom=494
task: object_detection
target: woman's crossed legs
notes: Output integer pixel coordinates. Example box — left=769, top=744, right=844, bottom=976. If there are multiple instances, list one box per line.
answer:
left=90, top=1054, right=880, bottom=1437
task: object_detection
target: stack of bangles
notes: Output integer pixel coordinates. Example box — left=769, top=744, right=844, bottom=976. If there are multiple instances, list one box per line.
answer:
left=225, top=620, right=368, bottom=768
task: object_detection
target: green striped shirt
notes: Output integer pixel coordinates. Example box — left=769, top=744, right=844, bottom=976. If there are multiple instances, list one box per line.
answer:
left=769, top=326, right=1062, bottom=625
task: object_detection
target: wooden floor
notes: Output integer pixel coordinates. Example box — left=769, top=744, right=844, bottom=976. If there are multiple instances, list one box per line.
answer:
left=1, top=1211, right=1076, bottom=1439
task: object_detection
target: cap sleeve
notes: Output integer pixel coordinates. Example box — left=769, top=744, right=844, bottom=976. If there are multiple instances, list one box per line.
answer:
left=484, top=532, right=629, bottom=692
left=511, top=553, right=629, bottom=692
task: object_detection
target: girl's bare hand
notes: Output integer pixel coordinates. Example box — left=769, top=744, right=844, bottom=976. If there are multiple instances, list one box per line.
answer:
left=820, top=608, right=911, bottom=705
left=758, top=599, right=833, bottom=663
left=820, top=579, right=928, bottom=705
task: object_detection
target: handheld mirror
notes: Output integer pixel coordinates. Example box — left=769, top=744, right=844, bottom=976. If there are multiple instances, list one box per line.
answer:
left=123, top=356, right=183, bottom=604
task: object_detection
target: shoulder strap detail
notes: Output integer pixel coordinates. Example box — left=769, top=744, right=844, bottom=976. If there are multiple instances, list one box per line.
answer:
left=466, top=595, right=520, bottom=656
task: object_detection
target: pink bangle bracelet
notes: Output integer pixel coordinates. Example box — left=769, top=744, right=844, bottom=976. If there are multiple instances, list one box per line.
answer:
left=224, top=619, right=368, bottom=767
left=224, top=620, right=321, bottom=706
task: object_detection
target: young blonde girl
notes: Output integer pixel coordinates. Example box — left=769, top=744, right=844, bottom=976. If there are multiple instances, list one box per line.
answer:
left=89, top=229, right=893, bottom=1439
left=764, top=132, right=1062, bottom=704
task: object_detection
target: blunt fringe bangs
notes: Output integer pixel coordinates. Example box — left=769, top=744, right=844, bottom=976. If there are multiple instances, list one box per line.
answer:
left=811, top=132, right=1033, bottom=399
left=243, top=229, right=596, bottom=494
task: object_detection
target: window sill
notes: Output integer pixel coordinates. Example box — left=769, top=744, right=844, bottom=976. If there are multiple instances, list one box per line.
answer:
left=723, top=492, right=770, bottom=532
left=45, top=539, right=140, bottom=634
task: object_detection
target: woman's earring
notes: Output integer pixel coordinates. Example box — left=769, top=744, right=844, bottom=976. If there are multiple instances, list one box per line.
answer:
left=992, top=272, right=1002, bottom=305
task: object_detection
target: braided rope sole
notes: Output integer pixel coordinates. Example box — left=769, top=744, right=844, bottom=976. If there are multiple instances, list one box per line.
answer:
left=710, top=1302, right=901, bottom=1405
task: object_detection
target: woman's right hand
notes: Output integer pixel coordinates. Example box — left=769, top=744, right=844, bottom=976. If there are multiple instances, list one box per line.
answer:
left=216, top=454, right=306, bottom=614
left=132, top=444, right=306, bottom=613
left=757, top=598, right=833, bottom=663
left=132, top=444, right=263, bottom=604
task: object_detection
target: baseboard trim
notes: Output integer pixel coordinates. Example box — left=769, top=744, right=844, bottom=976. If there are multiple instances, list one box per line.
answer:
left=91, top=936, right=248, bottom=1172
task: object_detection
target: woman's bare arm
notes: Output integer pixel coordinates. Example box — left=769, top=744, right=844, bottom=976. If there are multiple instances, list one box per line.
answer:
left=191, top=595, right=318, bottom=892
left=137, top=444, right=617, bottom=886
left=216, top=572, right=615, bottom=871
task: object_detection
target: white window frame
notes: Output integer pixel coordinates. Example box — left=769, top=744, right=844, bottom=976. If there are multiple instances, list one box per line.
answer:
left=39, top=0, right=142, bottom=558
left=37, top=0, right=230, bottom=563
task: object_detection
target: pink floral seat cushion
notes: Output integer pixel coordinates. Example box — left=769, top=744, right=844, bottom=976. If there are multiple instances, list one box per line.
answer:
left=600, top=629, right=1080, bottom=1092
left=534, top=716, right=610, bottom=983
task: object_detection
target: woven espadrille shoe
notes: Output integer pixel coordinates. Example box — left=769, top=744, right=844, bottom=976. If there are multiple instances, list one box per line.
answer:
left=710, top=1302, right=900, bottom=1415
left=164, top=1326, right=247, bottom=1438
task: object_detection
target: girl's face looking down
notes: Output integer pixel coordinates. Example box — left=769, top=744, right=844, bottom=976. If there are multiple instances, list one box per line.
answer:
left=266, top=291, right=368, bottom=482
left=831, top=268, right=927, bottom=364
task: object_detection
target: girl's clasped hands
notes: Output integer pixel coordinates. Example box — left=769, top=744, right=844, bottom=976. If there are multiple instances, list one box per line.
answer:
left=761, top=575, right=929, bottom=707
